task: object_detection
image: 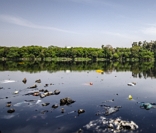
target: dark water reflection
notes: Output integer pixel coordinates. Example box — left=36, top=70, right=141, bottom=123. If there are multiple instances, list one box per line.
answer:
left=0, top=61, right=156, bottom=133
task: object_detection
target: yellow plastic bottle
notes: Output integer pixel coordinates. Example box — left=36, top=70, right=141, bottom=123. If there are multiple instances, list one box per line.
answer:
left=128, top=95, right=133, bottom=100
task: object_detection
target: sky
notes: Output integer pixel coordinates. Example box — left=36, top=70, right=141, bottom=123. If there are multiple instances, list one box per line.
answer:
left=0, top=0, right=156, bottom=48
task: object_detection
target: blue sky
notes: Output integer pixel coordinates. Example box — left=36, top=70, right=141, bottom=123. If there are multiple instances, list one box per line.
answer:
left=0, top=0, right=156, bottom=48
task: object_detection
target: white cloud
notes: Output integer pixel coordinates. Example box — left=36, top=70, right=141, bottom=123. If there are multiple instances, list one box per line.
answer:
left=68, top=0, right=119, bottom=7
left=0, top=14, right=76, bottom=33
left=142, top=26, right=156, bottom=35
left=101, top=31, right=137, bottom=40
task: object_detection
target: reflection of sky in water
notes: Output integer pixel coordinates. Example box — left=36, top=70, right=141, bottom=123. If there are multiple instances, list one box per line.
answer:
left=0, top=70, right=156, bottom=132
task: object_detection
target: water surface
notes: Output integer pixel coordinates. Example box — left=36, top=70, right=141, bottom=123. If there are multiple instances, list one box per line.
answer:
left=0, top=61, right=156, bottom=133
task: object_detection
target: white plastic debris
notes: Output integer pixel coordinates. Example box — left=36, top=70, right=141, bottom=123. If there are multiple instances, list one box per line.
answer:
left=83, top=117, right=139, bottom=133
left=127, top=82, right=136, bottom=86
left=14, top=91, right=19, bottom=94
left=0, top=80, right=16, bottom=84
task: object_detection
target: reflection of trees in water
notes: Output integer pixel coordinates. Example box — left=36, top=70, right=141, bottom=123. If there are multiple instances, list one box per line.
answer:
left=0, top=61, right=156, bottom=78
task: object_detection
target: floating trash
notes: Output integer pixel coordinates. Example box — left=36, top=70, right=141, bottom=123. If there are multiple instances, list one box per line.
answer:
left=22, top=78, right=27, bottom=84
left=54, top=89, right=60, bottom=95
left=39, top=89, right=45, bottom=92
left=96, top=70, right=104, bottom=73
left=0, top=80, right=16, bottom=84
left=105, top=107, right=119, bottom=116
left=36, top=100, right=42, bottom=104
left=24, top=91, right=40, bottom=96
left=78, top=109, right=85, bottom=115
left=104, top=106, right=121, bottom=116
left=103, top=99, right=114, bottom=103
left=83, top=82, right=94, bottom=86
left=127, top=82, right=136, bottom=86
left=139, top=102, right=156, bottom=110
left=44, top=84, right=48, bottom=87
left=35, top=79, right=41, bottom=83
left=82, top=116, right=138, bottom=133
left=0, top=87, right=3, bottom=89
left=60, top=97, right=75, bottom=106
left=66, top=70, right=70, bottom=73
left=52, top=104, right=59, bottom=109
left=89, top=82, right=93, bottom=85
left=42, top=103, right=50, bottom=106
left=28, top=84, right=37, bottom=88
left=96, top=105, right=121, bottom=116
left=14, top=91, right=19, bottom=94
left=6, top=101, right=11, bottom=107
left=40, top=91, right=53, bottom=98
left=7, top=108, right=15, bottom=113
left=128, top=95, right=133, bottom=100
left=40, top=94, right=46, bottom=98
left=33, top=92, right=40, bottom=96
left=61, top=108, right=65, bottom=113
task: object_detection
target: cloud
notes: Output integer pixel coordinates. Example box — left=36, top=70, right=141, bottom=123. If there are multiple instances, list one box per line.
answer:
left=0, top=14, right=75, bottom=33
left=101, top=31, right=137, bottom=40
left=142, top=26, right=156, bottom=35
left=68, top=0, right=119, bottom=7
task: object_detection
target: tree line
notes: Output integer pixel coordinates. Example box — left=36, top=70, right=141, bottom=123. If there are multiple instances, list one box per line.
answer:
left=0, top=40, right=155, bottom=61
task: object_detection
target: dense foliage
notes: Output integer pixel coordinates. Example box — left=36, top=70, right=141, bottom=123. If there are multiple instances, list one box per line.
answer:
left=0, top=40, right=155, bottom=61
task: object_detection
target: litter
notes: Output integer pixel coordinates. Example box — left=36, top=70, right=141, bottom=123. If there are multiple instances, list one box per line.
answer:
left=44, top=84, right=48, bottom=87
left=36, top=100, right=42, bottom=104
left=103, top=99, right=114, bottom=103
left=7, top=108, right=15, bottom=113
left=78, top=109, right=85, bottom=114
left=83, top=82, right=94, bottom=86
left=40, top=91, right=53, bottom=98
left=96, top=105, right=121, bottom=116
left=66, top=70, right=70, bottom=73
left=52, top=104, right=59, bottom=109
left=28, top=84, right=37, bottom=88
left=139, top=102, right=156, bottom=110
left=6, top=101, right=11, bottom=107
left=22, top=78, right=27, bottom=84
left=96, top=70, right=104, bottom=73
left=14, top=91, right=19, bottom=94
left=60, top=97, right=75, bottom=106
left=83, top=116, right=139, bottom=133
left=0, top=87, right=3, bottom=89
left=0, top=80, right=16, bottom=84
left=61, top=108, right=65, bottom=113
left=42, top=103, right=50, bottom=106
left=128, top=95, right=133, bottom=100
left=54, top=89, right=60, bottom=95
left=33, top=92, right=40, bottom=96
left=89, top=82, right=93, bottom=85
left=104, top=106, right=121, bottom=116
left=35, top=79, right=41, bottom=83
left=127, top=82, right=136, bottom=86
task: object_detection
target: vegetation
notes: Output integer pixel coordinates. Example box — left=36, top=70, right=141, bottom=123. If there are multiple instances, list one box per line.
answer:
left=0, top=40, right=156, bottom=61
